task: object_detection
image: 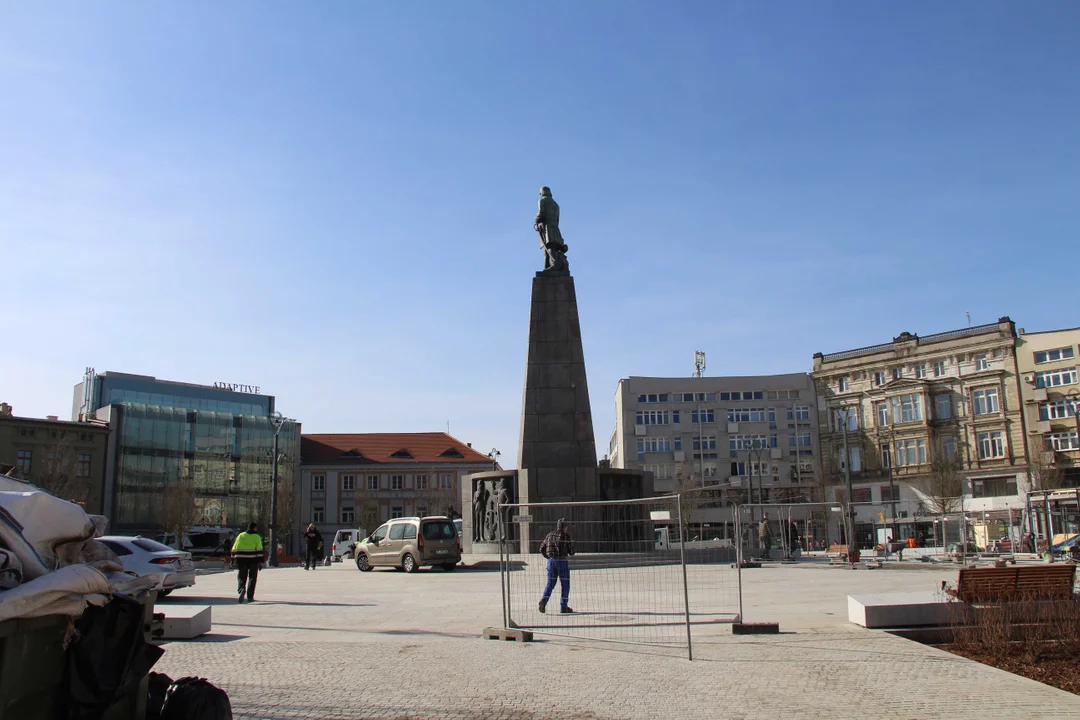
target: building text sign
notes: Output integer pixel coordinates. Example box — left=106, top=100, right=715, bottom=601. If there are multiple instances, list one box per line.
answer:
left=214, top=382, right=261, bottom=394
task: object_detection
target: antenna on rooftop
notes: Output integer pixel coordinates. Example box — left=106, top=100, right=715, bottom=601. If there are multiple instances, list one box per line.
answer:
left=965, top=311, right=971, bottom=327
left=694, top=351, right=706, bottom=378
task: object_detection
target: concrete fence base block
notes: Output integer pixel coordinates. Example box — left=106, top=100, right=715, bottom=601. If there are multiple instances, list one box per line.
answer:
left=483, top=626, right=533, bottom=642
left=732, top=622, right=779, bottom=635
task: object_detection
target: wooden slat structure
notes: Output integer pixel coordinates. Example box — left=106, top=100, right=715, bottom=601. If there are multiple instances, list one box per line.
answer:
left=945, top=565, right=1077, bottom=603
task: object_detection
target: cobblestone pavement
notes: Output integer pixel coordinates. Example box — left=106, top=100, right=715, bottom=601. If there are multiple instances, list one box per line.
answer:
left=155, top=561, right=1080, bottom=719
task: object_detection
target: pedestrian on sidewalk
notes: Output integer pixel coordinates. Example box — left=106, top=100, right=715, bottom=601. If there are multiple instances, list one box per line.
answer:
left=231, top=521, right=264, bottom=603
left=758, top=513, right=773, bottom=560
left=303, top=523, right=323, bottom=570
left=788, top=518, right=800, bottom=556
left=538, top=518, right=575, bottom=614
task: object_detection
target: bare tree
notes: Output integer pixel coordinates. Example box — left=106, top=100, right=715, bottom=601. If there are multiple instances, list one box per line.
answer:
left=1029, top=446, right=1066, bottom=491
left=418, top=477, right=455, bottom=520
left=911, top=441, right=964, bottom=515
left=162, top=472, right=199, bottom=550
left=674, top=471, right=712, bottom=541
left=34, top=435, right=92, bottom=506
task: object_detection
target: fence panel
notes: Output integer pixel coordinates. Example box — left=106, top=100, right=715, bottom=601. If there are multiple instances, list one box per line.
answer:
left=498, top=496, right=740, bottom=657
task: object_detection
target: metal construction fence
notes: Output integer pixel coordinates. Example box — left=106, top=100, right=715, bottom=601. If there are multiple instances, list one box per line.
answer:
left=497, top=496, right=741, bottom=660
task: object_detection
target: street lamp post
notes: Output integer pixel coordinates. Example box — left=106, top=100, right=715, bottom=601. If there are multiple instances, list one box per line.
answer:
left=837, top=408, right=856, bottom=559
left=269, top=412, right=286, bottom=568
left=488, top=448, right=501, bottom=472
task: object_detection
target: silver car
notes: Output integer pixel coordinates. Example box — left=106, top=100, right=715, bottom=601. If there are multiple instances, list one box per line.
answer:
left=98, top=535, right=196, bottom=596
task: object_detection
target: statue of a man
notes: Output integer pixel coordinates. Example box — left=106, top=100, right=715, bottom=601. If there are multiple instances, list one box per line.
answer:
left=534, top=186, right=569, bottom=272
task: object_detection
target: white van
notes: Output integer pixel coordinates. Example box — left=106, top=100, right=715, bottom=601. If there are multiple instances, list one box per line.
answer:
left=331, top=528, right=367, bottom=561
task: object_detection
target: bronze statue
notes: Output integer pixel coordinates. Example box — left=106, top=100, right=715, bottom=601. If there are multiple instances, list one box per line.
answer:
left=534, top=186, right=569, bottom=272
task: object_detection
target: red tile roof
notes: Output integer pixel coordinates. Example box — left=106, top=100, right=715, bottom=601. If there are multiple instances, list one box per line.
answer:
left=301, top=432, right=494, bottom=465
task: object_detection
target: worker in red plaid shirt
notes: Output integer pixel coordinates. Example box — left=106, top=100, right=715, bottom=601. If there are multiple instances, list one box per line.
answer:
left=538, top=518, right=575, bottom=614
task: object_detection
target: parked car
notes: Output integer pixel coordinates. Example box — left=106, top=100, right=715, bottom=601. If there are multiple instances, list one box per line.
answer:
left=331, top=528, right=367, bottom=562
left=354, top=516, right=461, bottom=573
left=156, top=527, right=235, bottom=558
left=99, top=535, right=196, bottom=596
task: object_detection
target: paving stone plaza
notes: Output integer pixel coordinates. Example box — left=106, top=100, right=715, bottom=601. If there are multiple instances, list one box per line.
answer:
left=156, top=559, right=1080, bottom=719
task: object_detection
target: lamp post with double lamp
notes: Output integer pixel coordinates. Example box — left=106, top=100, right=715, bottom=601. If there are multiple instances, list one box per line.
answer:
left=268, top=411, right=289, bottom=568
left=488, top=448, right=501, bottom=472
left=835, top=407, right=857, bottom=561
left=748, top=438, right=768, bottom=557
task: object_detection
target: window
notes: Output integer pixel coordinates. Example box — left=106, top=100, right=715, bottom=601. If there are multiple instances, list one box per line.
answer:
left=1048, top=431, right=1079, bottom=451
left=1035, top=347, right=1075, bottom=364
left=99, top=541, right=132, bottom=557
left=1040, top=400, right=1077, bottom=421
left=635, top=410, right=670, bottom=425
left=730, top=461, right=746, bottom=476
left=972, top=388, right=999, bottom=416
left=391, top=474, right=404, bottom=490
left=730, top=434, right=768, bottom=451
left=692, top=436, right=717, bottom=451
left=880, top=444, right=891, bottom=469
left=971, top=476, right=1017, bottom=498
left=933, top=360, right=946, bottom=377
left=642, top=464, right=672, bottom=479
left=935, top=395, right=952, bottom=420
left=341, top=507, right=355, bottom=524
left=690, top=409, right=715, bottom=424
left=675, top=392, right=716, bottom=402
left=673, top=437, right=682, bottom=451
left=748, top=460, right=768, bottom=476
left=769, top=433, right=778, bottom=448
left=415, top=474, right=428, bottom=490
left=439, top=473, right=453, bottom=489
left=788, top=432, right=812, bottom=449
left=785, top=406, right=810, bottom=422
left=390, top=507, right=404, bottom=519
left=76, top=454, right=91, bottom=477
left=342, top=475, right=355, bottom=491
left=768, top=408, right=776, bottom=424
left=637, top=437, right=672, bottom=459
left=637, top=393, right=670, bottom=403
left=835, top=409, right=857, bottom=431
left=890, top=394, right=923, bottom=424
left=403, top=524, right=417, bottom=538
left=672, top=410, right=680, bottom=424
left=367, top=475, right=378, bottom=490
left=892, top=367, right=903, bottom=380
left=312, top=474, right=325, bottom=492
left=977, top=431, right=1005, bottom=459
left=851, top=488, right=872, bottom=504
left=16, top=449, right=33, bottom=474
left=1035, top=367, right=1078, bottom=388
left=894, top=439, right=927, bottom=467
left=838, top=377, right=849, bottom=392
left=873, top=372, right=886, bottom=386
left=975, top=354, right=990, bottom=371
left=877, top=403, right=889, bottom=427
left=940, top=436, right=957, bottom=460
left=849, top=447, right=862, bottom=472
left=416, top=507, right=428, bottom=519
left=879, top=485, right=900, bottom=502
left=726, top=408, right=765, bottom=423
left=915, top=364, right=926, bottom=379
left=389, top=524, right=406, bottom=540
left=313, top=507, right=325, bottom=523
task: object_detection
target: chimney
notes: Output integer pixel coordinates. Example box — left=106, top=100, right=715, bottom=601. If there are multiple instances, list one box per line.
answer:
left=467, top=443, right=472, bottom=448
left=46, top=415, right=59, bottom=421
left=0, top=403, right=11, bottom=417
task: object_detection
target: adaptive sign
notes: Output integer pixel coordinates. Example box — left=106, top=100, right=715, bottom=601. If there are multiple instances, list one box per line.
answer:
left=214, top=382, right=261, bottom=394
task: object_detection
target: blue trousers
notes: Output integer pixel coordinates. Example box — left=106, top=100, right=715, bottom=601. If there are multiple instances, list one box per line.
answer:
left=541, top=558, right=570, bottom=608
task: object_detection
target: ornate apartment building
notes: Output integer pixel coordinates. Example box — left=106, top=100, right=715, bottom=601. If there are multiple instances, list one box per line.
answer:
left=1016, top=326, right=1080, bottom=488
left=812, top=318, right=1029, bottom=545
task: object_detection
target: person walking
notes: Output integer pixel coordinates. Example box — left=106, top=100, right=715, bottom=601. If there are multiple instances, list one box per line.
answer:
left=303, top=523, right=323, bottom=570
left=231, top=521, right=264, bottom=603
left=758, top=513, right=773, bottom=560
left=538, top=518, right=575, bottom=614
left=788, top=518, right=801, bottom=556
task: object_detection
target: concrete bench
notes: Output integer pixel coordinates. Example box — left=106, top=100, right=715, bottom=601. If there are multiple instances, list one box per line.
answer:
left=848, top=591, right=957, bottom=628
left=161, top=605, right=212, bottom=640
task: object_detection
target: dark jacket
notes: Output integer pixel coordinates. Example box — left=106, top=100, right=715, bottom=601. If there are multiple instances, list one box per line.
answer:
left=304, top=528, right=323, bottom=550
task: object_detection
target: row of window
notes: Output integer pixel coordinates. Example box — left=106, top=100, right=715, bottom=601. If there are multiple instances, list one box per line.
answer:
left=636, top=406, right=811, bottom=426
left=638, top=390, right=789, bottom=404
left=13, top=450, right=93, bottom=477
left=17, top=427, right=97, bottom=441
left=311, top=505, right=418, bottom=525
left=312, top=473, right=454, bottom=492
left=1034, top=346, right=1075, bottom=365
left=637, top=432, right=814, bottom=459
left=836, top=387, right=1010, bottom=433
left=1038, top=399, right=1078, bottom=421
left=847, top=431, right=1006, bottom=473
left=104, top=388, right=267, bottom=416
left=1036, top=367, right=1078, bottom=388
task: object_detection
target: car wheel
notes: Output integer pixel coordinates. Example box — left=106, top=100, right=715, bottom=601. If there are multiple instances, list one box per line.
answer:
left=355, top=553, right=372, bottom=572
left=402, top=553, right=418, bottom=573
left=441, top=563, right=457, bottom=572
left=158, top=589, right=172, bottom=597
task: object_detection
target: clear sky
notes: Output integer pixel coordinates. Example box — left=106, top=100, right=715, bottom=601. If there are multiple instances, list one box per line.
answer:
left=2, top=2, right=1078, bottom=467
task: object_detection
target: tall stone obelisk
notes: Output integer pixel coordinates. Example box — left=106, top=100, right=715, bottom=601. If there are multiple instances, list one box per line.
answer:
left=517, top=187, right=598, bottom=504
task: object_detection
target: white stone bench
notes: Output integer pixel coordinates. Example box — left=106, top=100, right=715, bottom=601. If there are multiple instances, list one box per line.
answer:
left=848, top=591, right=956, bottom=629
left=161, top=605, right=212, bottom=639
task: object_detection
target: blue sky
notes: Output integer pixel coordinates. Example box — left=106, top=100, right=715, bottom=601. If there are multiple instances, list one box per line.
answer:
left=2, top=2, right=1078, bottom=466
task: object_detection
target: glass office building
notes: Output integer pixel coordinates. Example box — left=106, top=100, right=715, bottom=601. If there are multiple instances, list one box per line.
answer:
left=73, top=371, right=299, bottom=532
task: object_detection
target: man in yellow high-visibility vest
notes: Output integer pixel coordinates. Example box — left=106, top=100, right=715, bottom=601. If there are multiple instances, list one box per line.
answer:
left=231, top=521, right=265, bottom=603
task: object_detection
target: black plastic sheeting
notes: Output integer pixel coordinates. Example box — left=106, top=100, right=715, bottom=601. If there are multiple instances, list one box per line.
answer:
left=159, top=676, right=232, bottom=720
left=62, top=594, right=163, bottom=720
